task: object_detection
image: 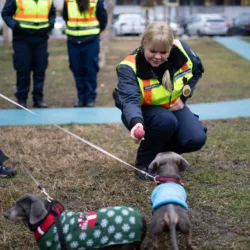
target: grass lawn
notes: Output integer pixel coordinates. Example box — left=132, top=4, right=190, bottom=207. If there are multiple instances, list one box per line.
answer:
left=241, top=37, right=250, bottom=43
left=0, top=37, right=250, bottom=250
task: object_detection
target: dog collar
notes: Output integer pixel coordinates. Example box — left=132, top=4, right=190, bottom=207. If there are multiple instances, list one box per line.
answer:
left=154, top=176, right=183, bottom=185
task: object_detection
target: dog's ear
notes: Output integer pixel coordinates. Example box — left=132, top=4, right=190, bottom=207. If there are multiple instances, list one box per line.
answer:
left=29, top=196, right=48, bottom=225
left=148, top=159, right=159, bottom=175
left=177, top=155, right=189, bottom=172
left=16, top=194, right=48, bottom=225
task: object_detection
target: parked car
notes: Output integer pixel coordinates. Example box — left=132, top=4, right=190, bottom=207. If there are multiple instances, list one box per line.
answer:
left=227, top=13, right=250, bottom=36
left=112, top=13, right=146, bottom=36
left=186, top=14, right=228, bottom=36
left=220, top=13, right=233, bottom=28
left=149, top=16, right=184, bottom=36
left=51, top=16, right=66, bottom=36
left=167, top=18, right=184, bottom=36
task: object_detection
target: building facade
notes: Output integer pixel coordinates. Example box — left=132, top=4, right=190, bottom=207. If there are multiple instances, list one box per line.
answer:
left=116, top=0, right=250, bottom=5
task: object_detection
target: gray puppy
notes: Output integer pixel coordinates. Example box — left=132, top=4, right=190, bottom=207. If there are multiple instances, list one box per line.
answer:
left=3, top=194, right=147, bottom=250
left=148, top=152, right=196, bottom=250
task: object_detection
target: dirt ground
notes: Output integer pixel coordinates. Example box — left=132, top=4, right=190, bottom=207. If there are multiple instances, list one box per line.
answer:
left=0, top=37, right=250, bottom=250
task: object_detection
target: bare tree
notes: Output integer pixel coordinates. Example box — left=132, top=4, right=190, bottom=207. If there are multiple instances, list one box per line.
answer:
left=99, top=0, right=116, bottom=68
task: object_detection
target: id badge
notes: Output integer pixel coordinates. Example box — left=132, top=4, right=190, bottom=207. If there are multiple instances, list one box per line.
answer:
left=182, top=85, right=191, bottom=97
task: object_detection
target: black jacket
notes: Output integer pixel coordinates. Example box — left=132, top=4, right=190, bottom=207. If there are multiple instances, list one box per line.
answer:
left=113, top=40, right=204, bottom=130
left=62, top=0, right=108, bottom=44
left=1, top=0, right=56, bottom=40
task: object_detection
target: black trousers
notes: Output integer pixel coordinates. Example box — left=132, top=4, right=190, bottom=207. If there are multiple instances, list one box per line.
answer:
left=131, top=106, right=207, bottom=168
left=0, top=149, right=8, bottom=164
left=67, top=39, right=99, bottom=103
left=13, top=38, right=48, bottom=102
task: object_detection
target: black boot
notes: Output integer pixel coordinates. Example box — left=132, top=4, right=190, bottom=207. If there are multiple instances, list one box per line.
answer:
left=33, top=100, right=48, bottom=108
left=0, top=150, right=17, bottom=178
left=74, top=100, right=86, bottom=108
left=0, top=163, right=17, bottom=177
left=135, top=162, right=152, bottom=181
left=86, top=101, right=95, bottom=107
left=16, top=99, right=27, bottom=109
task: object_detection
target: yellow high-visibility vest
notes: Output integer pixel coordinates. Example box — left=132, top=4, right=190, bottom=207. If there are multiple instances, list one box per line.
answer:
left=14, top=0, right=52, bottom=29
left=65, top=0, right=100, bottom=36
left=119, top=39, right=193, bottom=108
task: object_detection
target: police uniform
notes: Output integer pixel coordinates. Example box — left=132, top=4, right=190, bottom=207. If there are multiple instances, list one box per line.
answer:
left=62, top=0, right=107, bottom=107
left=1, top=0, right=56, bottom=108
left=113, top=40, right=207, bottom=170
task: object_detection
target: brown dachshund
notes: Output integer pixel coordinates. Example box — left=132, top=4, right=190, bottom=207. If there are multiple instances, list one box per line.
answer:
left=148, top=152, right=196, bottom=250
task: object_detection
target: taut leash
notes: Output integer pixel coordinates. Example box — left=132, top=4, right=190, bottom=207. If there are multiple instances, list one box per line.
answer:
left=22, top=165, right=53, bottom=202
left=0, top=93, right=154, bottom=191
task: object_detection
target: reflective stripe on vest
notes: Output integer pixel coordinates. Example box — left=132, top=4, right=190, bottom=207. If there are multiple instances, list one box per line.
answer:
left=65, top=0, right=100, bottom=36
left=14, top=0, right=51, bottom=29
left=119, top=40, right=193, bottom=108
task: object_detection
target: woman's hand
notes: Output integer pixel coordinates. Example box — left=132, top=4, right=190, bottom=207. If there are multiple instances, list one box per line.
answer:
left=130, top=123, right=145, bottom=143
left=169, top=99, right=184, bottom=112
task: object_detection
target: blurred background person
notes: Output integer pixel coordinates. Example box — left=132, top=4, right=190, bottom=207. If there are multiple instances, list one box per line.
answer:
left=1, top=0, right=56, bottom=108
left=63, top=0, right=107, bottom=108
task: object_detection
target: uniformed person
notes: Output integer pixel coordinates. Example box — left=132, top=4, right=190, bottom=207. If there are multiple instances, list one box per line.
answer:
left=113, top=22, right=207, bottom=180
left=1, top=0, right=56, bottom=108
left=62, top=0, right=107, bottom=107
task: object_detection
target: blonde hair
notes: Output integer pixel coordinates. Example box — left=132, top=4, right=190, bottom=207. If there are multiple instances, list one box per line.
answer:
left=141, top=22, right=174, bottom=93
left=141, top=22, right=174, bottom=53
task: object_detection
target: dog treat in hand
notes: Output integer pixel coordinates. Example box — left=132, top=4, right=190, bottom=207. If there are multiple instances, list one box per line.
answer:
left=134, top=127, right=145, bottom=139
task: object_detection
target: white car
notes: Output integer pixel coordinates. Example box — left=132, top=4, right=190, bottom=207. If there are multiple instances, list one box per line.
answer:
left=112, top=13, right=146, bottom=36
left=167, top=18, right=184, bottom=36
left=186, top=14, right=228, bottom=36
left=149, top=16, right=184, bottom=36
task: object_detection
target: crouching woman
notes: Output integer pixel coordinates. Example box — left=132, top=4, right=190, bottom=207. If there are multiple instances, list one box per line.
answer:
left=113, top=22, right=207, bottom=180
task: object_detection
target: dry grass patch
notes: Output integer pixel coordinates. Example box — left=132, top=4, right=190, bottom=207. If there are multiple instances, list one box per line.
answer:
left=1, top=37, right=250, bottom=249
left=0, top=117, right=250, bottom=250
left=1, top=37, right=250, bottom=108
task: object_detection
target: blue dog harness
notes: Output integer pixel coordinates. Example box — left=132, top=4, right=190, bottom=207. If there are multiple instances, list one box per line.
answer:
left=151, top=182, right=188, bottom=210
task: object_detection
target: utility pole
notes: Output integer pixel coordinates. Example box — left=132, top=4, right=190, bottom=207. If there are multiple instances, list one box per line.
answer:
left=141, top=0, right=155, bottom=26
left=176, top=0, right=180, bottom=25
left=163, top=0, right=169, bottom=22
left=1, top=0, right=12, bottom=43
left=163, top=0, right=180, bottom=24
left=99, top=0, right=116, bottom=68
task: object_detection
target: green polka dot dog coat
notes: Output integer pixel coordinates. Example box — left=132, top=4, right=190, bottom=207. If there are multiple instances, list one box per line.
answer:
left=36, top=206, right=143, bottom=250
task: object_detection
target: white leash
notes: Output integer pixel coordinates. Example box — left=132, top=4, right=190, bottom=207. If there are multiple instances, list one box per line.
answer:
left=0, top=93, right=154, bottom=186
left=22, top=165, right=53, bottom=202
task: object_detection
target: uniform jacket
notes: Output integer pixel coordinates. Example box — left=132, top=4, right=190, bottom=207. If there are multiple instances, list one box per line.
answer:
left=151, top=183, right=188, bottom=210
left=62, top=0, right=107, bottom=44
left=36, top=206, right=143, bottom=250
left=113, top=40, right=204, bottom=130
left=1, top=0, right=56, bottom=39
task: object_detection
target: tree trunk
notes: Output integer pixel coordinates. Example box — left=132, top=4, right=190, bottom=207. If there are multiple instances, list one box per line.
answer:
left=99, top=0, right=116, bottom=68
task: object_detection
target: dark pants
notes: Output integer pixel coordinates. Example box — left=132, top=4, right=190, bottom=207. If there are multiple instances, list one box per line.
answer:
left=67, top=39, right=99, bottom=103
left=0, top=149, right=8, bottom=164
left=13, top=38, right=48, bottom=102
left=131, top=106, right=207, bottom=168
